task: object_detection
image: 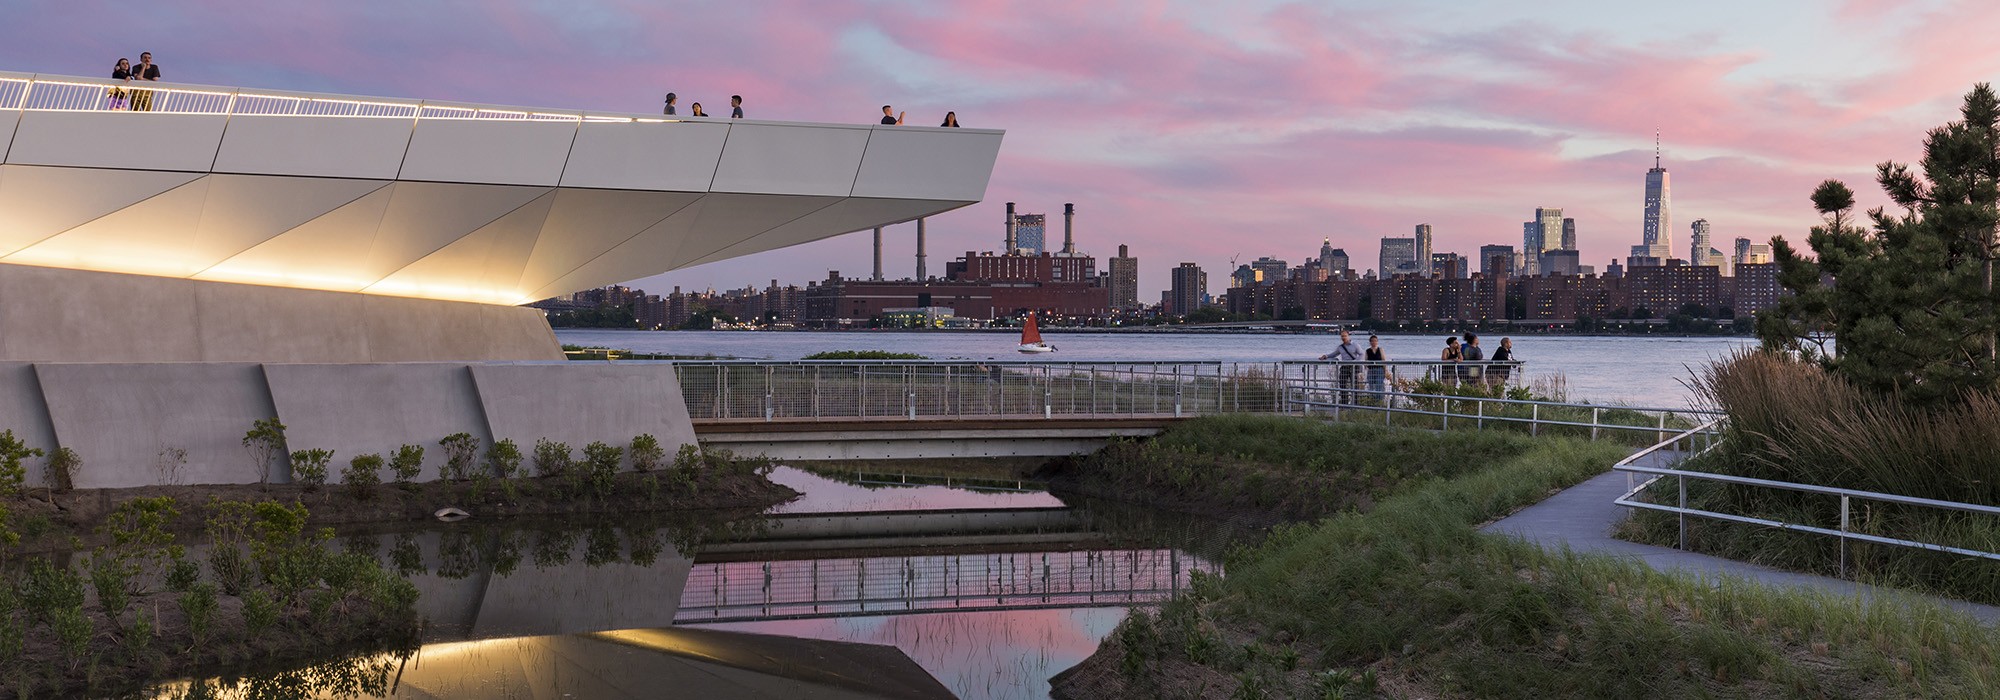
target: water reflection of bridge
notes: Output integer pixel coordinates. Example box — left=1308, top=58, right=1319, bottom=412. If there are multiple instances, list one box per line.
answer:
left=676, top=548, right=1201, bottom=624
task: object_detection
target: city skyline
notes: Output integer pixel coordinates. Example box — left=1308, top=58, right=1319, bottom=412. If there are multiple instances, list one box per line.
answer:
left=2, top=1, right=1996, bottom=301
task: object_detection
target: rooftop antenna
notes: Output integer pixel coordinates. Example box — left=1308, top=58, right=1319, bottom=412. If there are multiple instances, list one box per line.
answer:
left=1654, top=129, right=1661, bottom=168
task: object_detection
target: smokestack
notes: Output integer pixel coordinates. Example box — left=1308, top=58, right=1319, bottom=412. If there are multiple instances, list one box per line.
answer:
left=871, top=227, right=884, bottom=281
left=1004, top=202, right=1017, bottom=253
left=915, top=217, right=928, bottom=281
left=1062, top=203, right=1075, bottom=255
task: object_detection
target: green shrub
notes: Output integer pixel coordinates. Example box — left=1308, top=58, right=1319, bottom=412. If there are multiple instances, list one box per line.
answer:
left=88, top=553, right=132, bottom=622
left=533, top=439, right=573, bottom=478
left=51, top=604, right=90, bottom=666
left=290, top=448, right=333, bottom=490
left=242, top=418, right=288, bottom=485
left=630, top=434, right=666, bottom=472
left=485, top=439, right=523, bottom=479
left=343, top=454, right=383, bottom=500
left=582, top=441, right=622, bottom=496
left=439, top=432, right=479, bottom=481
left=164, top=555, right=201, bottom=593
left=0, top=429, right=45, bottom=498
left=242, top=588, right=278, bottom=635
left=180, top=582, right=218, bottom=646
left=389, top=444, right=425, bottom=486
left=44, top=446, right=80, bottom=495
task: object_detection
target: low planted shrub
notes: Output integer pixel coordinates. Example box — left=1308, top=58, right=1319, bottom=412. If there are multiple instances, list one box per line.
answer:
left=0, top=429, right=45, bottom=498
left=438, top=432, right=479, bottom=481
left=342, top=454, right=384, bottom=500
left=389, top=444, right=425, bottom=486
left=242, top=418, right=288, bottom=485
left=290, top=448, right=333, bottom=491
left=533, top=439, right=573, bottom=479
left=630, top=434, right=665, bottom=473
left=485, top=439, right=523, bottom=479
left=581, top=441, right=623, bottom=496
left=44, top=446, right=80, bottom=496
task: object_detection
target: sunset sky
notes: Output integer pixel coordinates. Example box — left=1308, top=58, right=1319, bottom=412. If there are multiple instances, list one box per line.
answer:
left=4, top=0, right=1997, bottom=300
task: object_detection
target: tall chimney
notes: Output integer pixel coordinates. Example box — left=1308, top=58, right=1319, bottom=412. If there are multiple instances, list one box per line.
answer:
left=1004, top=202, right=1017, bottom=253
left=1062, top=202, right=1076, bottom=255
left=871, top=227, right=884, bottom=281
left=915, top=217, right=928, bottom=281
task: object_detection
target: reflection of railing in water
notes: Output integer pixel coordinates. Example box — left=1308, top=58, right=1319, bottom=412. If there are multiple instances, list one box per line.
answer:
left=674, top=548, right=1209, bottom=624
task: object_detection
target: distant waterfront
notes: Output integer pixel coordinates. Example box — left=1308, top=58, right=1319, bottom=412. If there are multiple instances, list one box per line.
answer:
left=555, top=329, right=1755, bottom=407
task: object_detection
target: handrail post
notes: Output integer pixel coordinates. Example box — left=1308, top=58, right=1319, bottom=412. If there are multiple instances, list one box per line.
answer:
left=1173, top=365, right=1183, bottom=418
left=1591, top=407, right=1600, bottom=441
left=907, top=366, right=917, bottom=421
left=1839, top=494, right=1851, bottom=578
left=1677, top=474, right=1688, bottom=550
left=1657, top=412, right=1667, bottom=444
left=1476, top=399, right=1484, bottom=430
left=763, top=365, right=773, bottom=422
left=1043, top=370, right=1053, bottom=419
left=1531, top=404, right=1539, bottom=436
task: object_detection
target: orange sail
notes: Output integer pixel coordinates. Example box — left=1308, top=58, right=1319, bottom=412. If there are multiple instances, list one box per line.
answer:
left=1021, top=313, right=1043, bottom=345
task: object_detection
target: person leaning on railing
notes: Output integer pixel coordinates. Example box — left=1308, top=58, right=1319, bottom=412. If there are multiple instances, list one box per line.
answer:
left=1319, top=329, right=1364, bottom=403
left=129, top=51, right=160, bottom=111
left=108, top=58, right=131, bottom=110
left=1487, top=337, right=1515, bottom=387
left=1461, top=333, right=1485, bottom=385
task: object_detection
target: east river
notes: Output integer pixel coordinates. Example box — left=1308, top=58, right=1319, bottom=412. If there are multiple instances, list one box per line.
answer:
left=555, top=329, right=1759, bottom=408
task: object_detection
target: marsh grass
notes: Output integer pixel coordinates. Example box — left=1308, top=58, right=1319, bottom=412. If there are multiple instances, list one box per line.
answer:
left=1075, top=431, right=2000, bottom=698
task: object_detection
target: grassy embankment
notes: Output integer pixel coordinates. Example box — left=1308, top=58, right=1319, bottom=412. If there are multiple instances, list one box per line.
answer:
left=1621, top=351, right=2000, bottom=606
left=1051, top=415, right=2000, bottom=699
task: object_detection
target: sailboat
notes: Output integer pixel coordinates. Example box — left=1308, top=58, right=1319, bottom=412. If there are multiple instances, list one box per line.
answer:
left=1017, top=312, right=1056, bottom=353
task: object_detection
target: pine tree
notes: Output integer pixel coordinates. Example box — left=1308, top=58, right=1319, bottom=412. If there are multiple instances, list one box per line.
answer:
left=1760, top=83, right=2000, bottom=407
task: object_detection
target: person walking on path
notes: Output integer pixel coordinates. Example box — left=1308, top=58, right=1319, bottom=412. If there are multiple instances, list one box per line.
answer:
left=1319, top=329, right=1364, bottom=403
left=130, top=51, right=160, bottom=111
left=663, top=92, right=677, bottom=115
left=881, top=105, right=904, bottom=125
left=1365, top=335, right=1389, bottom=399
left=730, top=95, right=743, bottom=119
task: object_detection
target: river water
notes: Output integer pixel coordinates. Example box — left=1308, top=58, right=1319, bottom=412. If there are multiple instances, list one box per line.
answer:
left=558, top=329, right=1757, bottom=407
left=145, top=467, right=1226, bottom=700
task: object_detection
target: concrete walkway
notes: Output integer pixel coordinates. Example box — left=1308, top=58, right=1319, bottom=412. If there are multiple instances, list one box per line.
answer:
left=1481, top=457, right=2000, bottom=624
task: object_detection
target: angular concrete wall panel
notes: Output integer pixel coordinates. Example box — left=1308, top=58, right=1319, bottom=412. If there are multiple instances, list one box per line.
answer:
left=264, top=364, right=488, bottom=483
left=471, top=364, right=696, bottom=468
left=213, top=114, right=414, bottom=179
left=364, top=182, right=549, bottom=283
left=710, top=123, right=871, bottom=197
left=0, top=111, right=16, bottom=162
left=852, top=128, right=1004, bottom=203
left=37, top=363, right=275, bottom=488
left=0, top=165, right=202, bottom=256
left=561, top=120, right=729, bottom=192
left=0, top=363, right=56, bottom=487
left=400, top=120, right=575, bottom=186
left=0, top=264, right=202, bottom=362
left=7, top=111, right=228, bottom=171
left=366, top=190, right=558, bottom=304
left=665, top=194, right=840, bottom=269
left=0, top=264, right=561, bottom=363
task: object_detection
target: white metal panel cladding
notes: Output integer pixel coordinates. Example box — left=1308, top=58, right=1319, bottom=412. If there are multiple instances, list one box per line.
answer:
left=212, top=114, right=414, bottom=179
left=560, top=120, right=730, bottom=191
left=0, top=72, right=1002, bottom=304
left=709, top=122, right=874, bottom=197
left=8, top=111, right=229, bottom=171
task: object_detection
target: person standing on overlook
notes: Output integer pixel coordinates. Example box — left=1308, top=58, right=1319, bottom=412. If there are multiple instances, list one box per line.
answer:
left=881, top=105, right=904, bottom=125
left=130, top=51, right=160, bottom=111
left=1319, top=329, right=1364, bottom=403
left=690, top=102, right=708, bottom=117
left=941, top=111, right=960, bottom=127
left=1487, top=337, right=1515, bottom=387
left=109, top=58, right=131, bottom=110
left=663, top=92, right=676, bottom=115
left=730, top=95, right=743, bottom=119
left=1365, top=335, right=1389, bottom=398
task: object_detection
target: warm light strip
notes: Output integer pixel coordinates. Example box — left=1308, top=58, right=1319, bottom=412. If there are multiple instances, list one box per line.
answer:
left=5, top=76, right=717, bottom=127
left=31, top=79, right=233, bottom=96
left=236, top=93, right=422, bottom=110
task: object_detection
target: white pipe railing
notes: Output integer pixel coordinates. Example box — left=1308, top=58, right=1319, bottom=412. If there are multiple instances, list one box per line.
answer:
left=1612, top=418, right=2000, bottom=577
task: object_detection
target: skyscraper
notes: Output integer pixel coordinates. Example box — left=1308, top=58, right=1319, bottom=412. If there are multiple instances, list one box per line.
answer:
left=1250, top=256, right=1289, bottom=284
left=1690, top=219, right=1715, bottom=267
left=1479, top=244, right=1517, bottom=278
left=1318, top=238, right=1349, bottom=276
left=1108, top=244, right=1139, bottom=310
left=1169, top=262, right=1206, bottom=316
left=1414, top=224, right=1434, bottom=277
left=1561, top=218, right=1577, bottom=250
left=1521, top=221, right=1543, bottom=275
left=1633, top=134, right=1673, bottom=262
left=1379, top=237, right=1417, bottom=278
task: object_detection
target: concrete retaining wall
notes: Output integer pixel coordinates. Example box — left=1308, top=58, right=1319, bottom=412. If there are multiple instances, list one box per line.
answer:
left=0, top=361, right=696, bottom=489
left=0, top=264, right=563, bottom=363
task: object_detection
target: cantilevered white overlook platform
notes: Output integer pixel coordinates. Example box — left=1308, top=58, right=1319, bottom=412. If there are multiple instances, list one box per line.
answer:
left=0, top=72, right=1003, bottom=304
